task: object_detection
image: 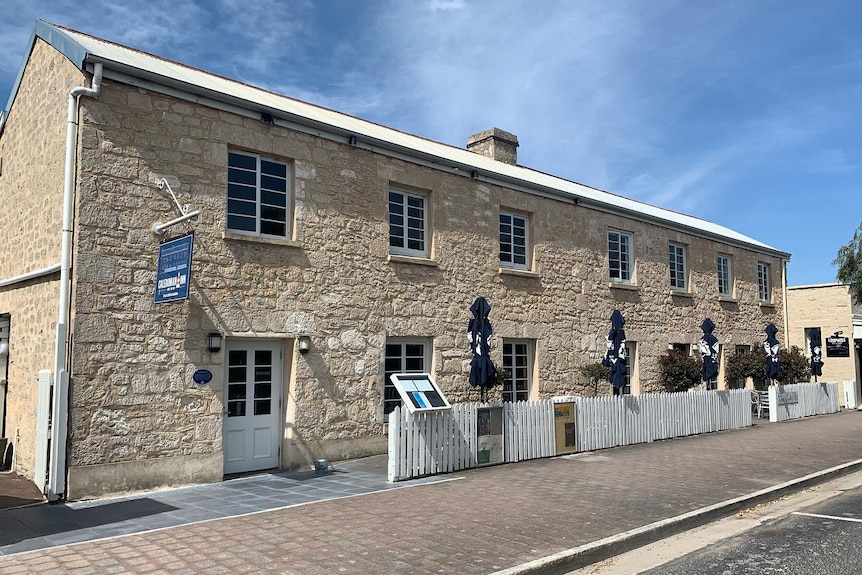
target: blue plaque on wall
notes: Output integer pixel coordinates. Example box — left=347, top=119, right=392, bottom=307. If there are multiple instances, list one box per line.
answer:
left=154, top=233, right=193, bottom=304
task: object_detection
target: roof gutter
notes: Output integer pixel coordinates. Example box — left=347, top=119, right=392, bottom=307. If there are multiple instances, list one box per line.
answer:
left=47, top=63, right=102, bottom=502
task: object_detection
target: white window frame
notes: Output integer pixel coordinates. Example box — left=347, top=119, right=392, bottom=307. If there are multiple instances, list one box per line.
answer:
left=608, top=230, right=633, bottom=284
left=502, top=339, right=533, bottom=403
left=389, top=187, right=429, bottom=258
left=717, top=254, right=732, bottom=297
left=383, top=338, right=430, bottom=418
left=757, top=263, right=771, bottom=302
left=499, top=210, right=530, bottom=270
left=669, top=243, right=687, bottom=291
left=227, top=150, right=291, bottom=238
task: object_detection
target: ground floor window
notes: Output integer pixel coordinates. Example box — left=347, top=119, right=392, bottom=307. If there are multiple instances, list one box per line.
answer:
left=502, top=340, right=532, bottom=402
left=384, top=339, right=429, bottom=417
left=732, top=344, right=751, bottom=389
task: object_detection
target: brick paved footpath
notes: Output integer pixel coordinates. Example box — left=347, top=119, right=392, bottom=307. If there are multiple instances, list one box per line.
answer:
left=1, top=411, right=860, bottom=575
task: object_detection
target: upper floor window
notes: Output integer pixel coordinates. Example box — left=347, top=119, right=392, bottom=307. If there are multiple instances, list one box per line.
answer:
left=389, top=188, right=429, bottom=257
left=227, top=151, right=290, bottom=238
left=717, top=254, right=732, bottom=297
left=608, top=230, right=633, bottom=283
left=757, top=263, right=771, bottom=302
left=499, top=211, right=529, bottom=270
left=669, top=243, right=687, bottom=290
left=502, top=340, right=533, bottom=402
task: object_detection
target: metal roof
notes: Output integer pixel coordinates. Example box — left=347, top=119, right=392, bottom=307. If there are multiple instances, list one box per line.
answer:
left=5, top=20, right=789, bottom=258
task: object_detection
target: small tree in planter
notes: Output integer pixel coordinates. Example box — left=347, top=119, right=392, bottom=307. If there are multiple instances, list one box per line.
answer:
left=725, top=349, right=766, bottom=390
left=658, top=349, right=701, bottom=393
left=580, top=361, right=610, bottom=396
left=778, top=346, right=810, bottom=384
left=725, top=345, right=811, bottom=390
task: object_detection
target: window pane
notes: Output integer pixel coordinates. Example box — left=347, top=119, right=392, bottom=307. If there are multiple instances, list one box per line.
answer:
left=228, top=199, right=257, bottom=216
left=260, top=159, right=287, bottom=178
left=254, top=399, right=272, bottom=415
left=228, top=384, right=246, bottom=400
left=228, top=152, right=256, bottom=170
left=227, top=401, right=246, bottom=417
left=228, top=183, right=256, bottom=201
left=260, top=205, right=287, bottom=222
left=261, top=190, right=287, bottom=207
left=261, top=174, right=287, bottom=192
left=260, top=221, right=286, bottom=237
left=228, top=366, right=246, bottom=384
left=228, top=167, right=257, bottom=186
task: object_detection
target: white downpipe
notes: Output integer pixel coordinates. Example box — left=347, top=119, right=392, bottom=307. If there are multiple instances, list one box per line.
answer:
left=0, top=263, right=61, bottom=288
left=782, top=259, right=789, bottom=345
left=48, top=64, right=102, bottom=502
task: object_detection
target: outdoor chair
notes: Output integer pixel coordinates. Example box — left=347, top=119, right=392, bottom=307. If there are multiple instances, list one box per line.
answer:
left=751, top=390, right=770, bottom=419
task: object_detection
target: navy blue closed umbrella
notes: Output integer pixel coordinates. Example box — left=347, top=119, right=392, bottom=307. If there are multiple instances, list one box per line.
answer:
left=468, top=297, right=497, bottom=402
left=764, top=323, right=781, bottom=382
left=698, top=318, right=719, bottom=384
left=602, top=310, right=627, bottom=395
left=807, top=327, right=824, bottom=381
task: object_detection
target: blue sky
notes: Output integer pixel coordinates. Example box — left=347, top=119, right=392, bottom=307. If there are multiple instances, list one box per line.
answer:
left=2, top=1, right=860, bottom=286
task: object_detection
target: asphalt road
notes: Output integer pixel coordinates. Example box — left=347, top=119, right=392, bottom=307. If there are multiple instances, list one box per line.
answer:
left=639, top=485, right=862, bottom=575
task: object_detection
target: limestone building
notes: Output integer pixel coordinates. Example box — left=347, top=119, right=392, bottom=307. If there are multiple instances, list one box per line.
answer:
left=0, top=21, right=790, bottom=499
left=786, top=283, right=861, bottom=403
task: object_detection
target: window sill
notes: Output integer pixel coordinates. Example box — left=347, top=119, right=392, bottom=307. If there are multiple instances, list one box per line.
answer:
left=718, top=296, right=738, bottom=303
left=759, top=301, right=776, bottom=310
left=222, top=231, right=301, bottom=248
left=499, top=267, right=539, bottom=279
left=670, top=290, right=693, bottom=298
left=388, top=254, right=439, bottom=267
left=608, top=281, right=638, bottom=291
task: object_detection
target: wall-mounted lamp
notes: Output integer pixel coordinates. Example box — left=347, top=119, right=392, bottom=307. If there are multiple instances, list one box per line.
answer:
left=298, top=336, right=311, bottom=355
left=833, top=331, right=844, bottom=338
left=207, top=332, right=222, bottom=353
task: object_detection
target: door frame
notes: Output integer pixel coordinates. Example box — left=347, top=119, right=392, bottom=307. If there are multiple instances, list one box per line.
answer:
left=222, top=338, right=285, bottom=475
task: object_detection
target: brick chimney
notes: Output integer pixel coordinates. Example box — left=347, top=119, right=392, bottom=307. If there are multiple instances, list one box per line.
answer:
left=466, top=128, right=519, bottom=165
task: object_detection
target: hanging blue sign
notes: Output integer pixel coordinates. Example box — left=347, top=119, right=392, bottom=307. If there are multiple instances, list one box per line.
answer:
left=154, top=233, right=193, bottom=304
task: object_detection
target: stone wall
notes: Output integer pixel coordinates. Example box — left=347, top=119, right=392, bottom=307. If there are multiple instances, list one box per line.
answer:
left=787, top=284, right=859, bottom=401
left=0, top=39, right=85, bottom=480
left=63, top=72, right=786, bottom=497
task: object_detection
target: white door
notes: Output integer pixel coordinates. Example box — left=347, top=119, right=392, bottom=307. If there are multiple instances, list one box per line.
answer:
left=223, top=341, right=282, bottom=474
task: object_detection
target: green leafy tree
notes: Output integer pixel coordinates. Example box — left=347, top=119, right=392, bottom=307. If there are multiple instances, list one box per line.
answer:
left=580, top=361, right=610, bottom=395
left=778, top=346, right=810, bottom=384
left=725, top=349, right=766, bottom=389
left=833, top=221, right=862, bottom=301
left=725, top=346, right=811, bottom=390
left=658, top=350, right=702, bottom=393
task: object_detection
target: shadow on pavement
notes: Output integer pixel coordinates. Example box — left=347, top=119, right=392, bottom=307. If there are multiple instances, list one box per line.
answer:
left=0, top=498, right=177, bottom=551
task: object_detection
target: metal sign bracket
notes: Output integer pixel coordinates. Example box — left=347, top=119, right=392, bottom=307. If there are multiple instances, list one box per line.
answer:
left=153, top=178, right=201, bottom=235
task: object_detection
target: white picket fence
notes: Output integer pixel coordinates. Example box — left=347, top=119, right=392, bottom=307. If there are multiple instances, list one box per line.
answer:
left=388, top=389, right=752, bottom=481
left=563, top=389, right=752, bottom=452
left=387, top=400, right=556, bottom=482
left=843, top=380, right=859, bottom=409
left=768, top=382, right=840, bottom=422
